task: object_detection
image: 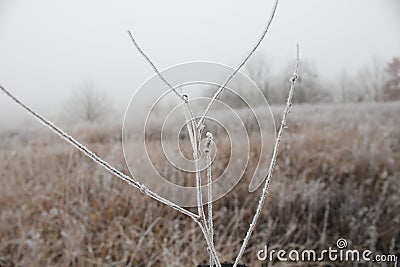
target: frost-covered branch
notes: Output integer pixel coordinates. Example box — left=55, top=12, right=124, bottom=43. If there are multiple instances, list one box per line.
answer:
left=197, top=0, right=281, bottom=132
left=204, top=132, right=215, bottom=267
left=233, top=45, right=300, bottom=267
left=0, top=85, right=199, bottom=222
left=127, top=30, right=187, bottom=103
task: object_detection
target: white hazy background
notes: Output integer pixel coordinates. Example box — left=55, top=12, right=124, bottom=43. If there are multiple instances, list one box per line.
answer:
left=0, top=0, right=399, bottom=129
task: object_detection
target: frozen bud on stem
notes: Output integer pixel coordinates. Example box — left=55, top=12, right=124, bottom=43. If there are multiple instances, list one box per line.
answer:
left=198, top=123, right=205, bottom=134
left=290, top=74, right=298, bottom=83
left=140, top=184, right=146, bottom=193
left=203, top=132, right=213, bottom=153
left=198, top=124, right=206, bottom=138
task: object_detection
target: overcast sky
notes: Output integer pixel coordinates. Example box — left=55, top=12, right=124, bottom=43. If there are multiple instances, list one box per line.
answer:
left=0, top=0, right=399, bottom=129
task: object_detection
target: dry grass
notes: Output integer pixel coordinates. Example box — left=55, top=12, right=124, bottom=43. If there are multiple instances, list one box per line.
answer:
left=0, top=102, right=399, bottom=266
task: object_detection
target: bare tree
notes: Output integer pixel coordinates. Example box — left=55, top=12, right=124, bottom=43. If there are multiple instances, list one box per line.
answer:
left=356, top=57, right=386, bottom=102
left=382, top=57, right=400, bottom=101
left=337, top=70, right=351, bottom=102
left=336, top=70, right=365, bottom=103
left=64, top=80, right=114, bottom=123
left=245, top=56, right=281, bottom=103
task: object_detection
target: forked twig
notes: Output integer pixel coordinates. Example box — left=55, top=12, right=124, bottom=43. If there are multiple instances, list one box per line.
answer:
left=233, top=45, right=300, bottom=267
left=126, top=1, right=281, bottom=263
left=127, top=31, right=219, bottom=266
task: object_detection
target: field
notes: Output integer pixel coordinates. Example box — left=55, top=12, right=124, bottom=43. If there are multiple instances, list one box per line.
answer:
left=0, top=102, right=399, bottom=266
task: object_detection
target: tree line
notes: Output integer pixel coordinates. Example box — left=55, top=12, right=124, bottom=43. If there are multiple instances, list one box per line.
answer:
left=239, top=56, right=400, bottom=105
left=63, top=56, right=400, bottom=124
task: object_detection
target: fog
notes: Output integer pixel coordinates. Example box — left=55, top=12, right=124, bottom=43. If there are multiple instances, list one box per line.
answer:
left=0, top=0, right=399, bottom=130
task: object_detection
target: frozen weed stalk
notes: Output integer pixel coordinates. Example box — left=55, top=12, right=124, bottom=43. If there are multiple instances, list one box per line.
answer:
left=0, top=0, right=301, bottom=265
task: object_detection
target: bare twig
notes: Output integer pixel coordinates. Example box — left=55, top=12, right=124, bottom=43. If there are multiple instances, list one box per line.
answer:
left=204, top=132, right=215, bottom=267
left=197, top=0, right=281, bottom=132
left=0, top=85, right=199, bottom=222
left=127, top=31, right=187, bottom=103
left=233, top=45, right=300, bottom=267
left=192, top=127, right=219, bottom=266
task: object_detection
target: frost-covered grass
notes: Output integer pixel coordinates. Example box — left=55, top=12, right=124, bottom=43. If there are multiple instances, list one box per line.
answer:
left=0, top=102, right=399, bottom=266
